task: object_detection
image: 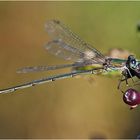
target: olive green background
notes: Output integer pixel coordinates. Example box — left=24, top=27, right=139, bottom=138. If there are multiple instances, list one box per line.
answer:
left=0, top=1, right=140, bottom=139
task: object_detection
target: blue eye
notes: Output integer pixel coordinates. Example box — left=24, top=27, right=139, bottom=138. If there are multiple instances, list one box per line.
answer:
left=130, top=59, right=137, bottom=68
left=131, top=59, right=136, bottom=64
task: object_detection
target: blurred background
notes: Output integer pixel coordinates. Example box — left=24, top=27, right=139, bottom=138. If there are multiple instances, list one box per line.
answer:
left=0, top=1, right=140, bottom=139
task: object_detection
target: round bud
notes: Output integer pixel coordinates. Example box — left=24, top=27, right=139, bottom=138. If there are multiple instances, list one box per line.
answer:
left=123, top=88, right=140, bottom=109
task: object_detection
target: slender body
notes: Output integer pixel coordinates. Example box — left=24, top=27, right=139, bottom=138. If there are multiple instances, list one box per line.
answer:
left=0, top=20, right=140, bottom=94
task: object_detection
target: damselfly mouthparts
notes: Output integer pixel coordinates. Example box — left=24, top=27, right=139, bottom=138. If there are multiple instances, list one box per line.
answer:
left=0, top=20, right=140, bottom=94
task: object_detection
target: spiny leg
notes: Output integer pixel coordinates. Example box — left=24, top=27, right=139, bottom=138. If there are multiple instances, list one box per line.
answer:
left=118, top=71, right=129, bottom=93
left=125, top=76, right=129, bottom=86
left=118, top=78, right=129, bottom=93
left=126, top=68, right=135, bottom=83
left=117, top=74, right=124, bottom=90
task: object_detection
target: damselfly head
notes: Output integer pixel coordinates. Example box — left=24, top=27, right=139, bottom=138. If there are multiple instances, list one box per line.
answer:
left=127, top=55, right=137, bottom=69
left=123, top=88, right=140, bottom=109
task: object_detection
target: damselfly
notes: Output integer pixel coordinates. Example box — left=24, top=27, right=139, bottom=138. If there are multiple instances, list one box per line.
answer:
left=0, top=20, right=140, bottom=94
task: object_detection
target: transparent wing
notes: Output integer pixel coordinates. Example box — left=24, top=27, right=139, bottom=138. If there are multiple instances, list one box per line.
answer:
left=45, top=40, right=82, bottom=61
left=17, top=63, right=75, bottom=73
left=17, top=60, right=102, bottom=73
left=45, top=20, right=105, bottom=63
left=45, top=40, right=103, bottom=65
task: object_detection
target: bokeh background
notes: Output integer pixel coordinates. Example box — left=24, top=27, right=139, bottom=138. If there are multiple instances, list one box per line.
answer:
left=0, top=1, right=140, bottom=139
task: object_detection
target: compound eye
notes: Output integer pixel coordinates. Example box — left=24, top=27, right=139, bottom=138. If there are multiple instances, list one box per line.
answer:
left=131, top=59, right=136, bottom=64
left=130, top=59, right=137, bottom=68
